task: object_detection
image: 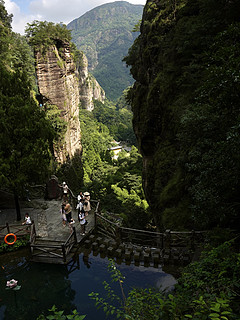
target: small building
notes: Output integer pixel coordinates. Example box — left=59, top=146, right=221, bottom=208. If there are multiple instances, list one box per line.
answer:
left=109, top=145, right=123, bottom=160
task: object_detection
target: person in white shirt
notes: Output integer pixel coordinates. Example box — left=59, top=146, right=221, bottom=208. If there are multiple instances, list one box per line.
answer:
left=62, top=182, right=69, bottom=201
left=22, top=213, right=31, bottom=229
left=78, top=199, right=86, bottom=235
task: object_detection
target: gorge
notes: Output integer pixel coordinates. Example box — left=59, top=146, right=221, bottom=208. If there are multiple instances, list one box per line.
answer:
left=0, top=0, right=240, bottom=319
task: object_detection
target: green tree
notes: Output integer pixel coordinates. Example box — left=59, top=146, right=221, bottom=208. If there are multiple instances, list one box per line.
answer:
left=0, top=67, right=54, bottom=220
left=25, top=20, right=72, bottom=54
left=0, top=0, right=12, bottom=63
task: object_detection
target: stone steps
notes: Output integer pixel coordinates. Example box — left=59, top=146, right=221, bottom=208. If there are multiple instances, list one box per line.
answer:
left=80, top=233, right=192, bottom=267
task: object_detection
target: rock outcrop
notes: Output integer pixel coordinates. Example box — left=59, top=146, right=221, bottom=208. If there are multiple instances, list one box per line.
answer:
left=78, top=52, right=105, bottom=111
left=36, top=42, right=81, bottom=163
left=35, top=42, right=105, bottom=162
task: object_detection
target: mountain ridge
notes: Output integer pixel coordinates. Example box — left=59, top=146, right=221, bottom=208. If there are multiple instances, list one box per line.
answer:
left=67, top=1, right=143, bottom=100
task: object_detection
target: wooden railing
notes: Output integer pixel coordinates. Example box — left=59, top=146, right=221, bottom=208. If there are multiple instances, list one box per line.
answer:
left=0, top=222, right=33, bottom=239
left=62, top=227, right=77, bottom=262
left=95, top=213, right=206, bottom=250
left=30, top=227, right=78, bottom=263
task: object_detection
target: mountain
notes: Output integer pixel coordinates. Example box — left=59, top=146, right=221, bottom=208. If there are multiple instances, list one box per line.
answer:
left=67, top=1, right=143, bottom=101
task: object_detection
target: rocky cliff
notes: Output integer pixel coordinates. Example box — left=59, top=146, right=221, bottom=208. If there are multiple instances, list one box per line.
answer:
left=35, top=42, right=105, bottom=162
left=36, top=42, right=81, bottom=163
left=77, top=52, right=105, bottom=111
left=125, top=0, right=240, bottom=231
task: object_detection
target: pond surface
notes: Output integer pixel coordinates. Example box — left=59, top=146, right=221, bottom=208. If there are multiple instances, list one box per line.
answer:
left=0, top=249, right=176, bottom=320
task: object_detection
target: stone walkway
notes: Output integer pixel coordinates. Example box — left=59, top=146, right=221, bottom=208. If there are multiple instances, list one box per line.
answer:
left=0, top=198, right=95, bottom=243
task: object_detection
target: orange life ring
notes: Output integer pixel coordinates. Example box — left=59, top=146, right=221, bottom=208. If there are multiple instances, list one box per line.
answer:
left=4, top=233, right=17, bottom=245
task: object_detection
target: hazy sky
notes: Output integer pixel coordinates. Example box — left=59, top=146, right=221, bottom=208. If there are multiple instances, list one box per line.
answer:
left=5, top=0, right=146, bottom=34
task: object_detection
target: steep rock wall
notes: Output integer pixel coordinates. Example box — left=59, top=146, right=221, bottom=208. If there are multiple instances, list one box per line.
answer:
left=126, top=0, right=240, bottom=231
left=78, top=52, right=105, bottom=111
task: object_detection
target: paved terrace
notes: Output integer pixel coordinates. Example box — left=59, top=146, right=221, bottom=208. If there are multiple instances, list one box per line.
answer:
left=0, top=193, right=95, bottom=243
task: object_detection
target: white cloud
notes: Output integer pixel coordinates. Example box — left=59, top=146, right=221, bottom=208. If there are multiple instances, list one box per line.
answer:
left=5, top=0, right=41, bottom=34
left=29, top=0, right=102, bottom=24
left=5, top=0, right=146, bottom=34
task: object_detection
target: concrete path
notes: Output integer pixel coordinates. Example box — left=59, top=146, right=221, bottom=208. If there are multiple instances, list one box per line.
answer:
left=0, top=198, right=95, bottom=243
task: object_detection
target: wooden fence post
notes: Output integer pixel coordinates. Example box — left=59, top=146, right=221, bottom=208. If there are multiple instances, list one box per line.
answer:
left=94, top=200, right=100, bottom=227
left=161, top=233, right=164, bottom=249
left=62, top=244, right=66, bottom=263
left=115, top=226, right=122, bottom=244
left=73, top=227, right=77, bottom=244
left=94, top=211, right=97, bottom=228
left=191, top=230, right=195, bottom=250
left=6, top=222, right=10, bottom=233
left=165, top=229, right=171, bottom=249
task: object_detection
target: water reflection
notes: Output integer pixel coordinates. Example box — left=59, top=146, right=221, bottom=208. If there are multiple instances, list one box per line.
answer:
left=0, top=250, right=77, bottom=320
left=0, top=249, right=176, bottom=320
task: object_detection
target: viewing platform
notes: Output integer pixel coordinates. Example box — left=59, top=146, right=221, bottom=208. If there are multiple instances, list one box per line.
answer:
left=0, top=188, right=206, bottom=266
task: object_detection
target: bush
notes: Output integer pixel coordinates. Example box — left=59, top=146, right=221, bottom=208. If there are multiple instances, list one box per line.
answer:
left=0, top=235, right=30, bottom=254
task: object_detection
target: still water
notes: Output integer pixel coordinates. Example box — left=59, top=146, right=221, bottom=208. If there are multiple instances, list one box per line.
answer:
left=0, top=249, right=176, bottom=320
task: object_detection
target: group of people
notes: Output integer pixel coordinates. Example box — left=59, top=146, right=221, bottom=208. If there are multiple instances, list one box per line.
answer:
left=22, top=182, right=91, bottom=237
left=60, top=188, right=91, bottom=236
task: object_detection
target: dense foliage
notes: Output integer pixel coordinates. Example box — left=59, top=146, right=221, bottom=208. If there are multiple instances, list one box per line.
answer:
left=68, top=1, right=143, bottom=100
left=25, top=20, right=72, bottom=54
left=77, top=107, right=149, bottom=229
left=90, top=240, right=240, bottom=319
left=124, top=0, right=240, bottom=231
left=37, top=305, right=85, bottom=320
left=93, top=92, right=136, bottom=145
left=0, top=1, right=55, bottom=219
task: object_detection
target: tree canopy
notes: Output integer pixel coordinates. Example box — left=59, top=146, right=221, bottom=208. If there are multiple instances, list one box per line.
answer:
left=0, top=2, right=55, bottom=219
left=25, top=20, right=72, bottom=52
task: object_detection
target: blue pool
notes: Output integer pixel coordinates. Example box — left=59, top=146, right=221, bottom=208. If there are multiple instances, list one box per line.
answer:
left=0, top=249, right=176, bottom=319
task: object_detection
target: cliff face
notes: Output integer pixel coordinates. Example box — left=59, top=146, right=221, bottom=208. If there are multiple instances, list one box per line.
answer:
left=36, top=42, right=81, bottom=163
left=126, top=0, right=240, bottom=231
left=78, top=52, right=105, bottom=111
left=35, top=42, right=105, bottom=162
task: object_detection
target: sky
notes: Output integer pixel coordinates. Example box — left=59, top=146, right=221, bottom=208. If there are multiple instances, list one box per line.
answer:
left=4, top=0, right=146, bottom=34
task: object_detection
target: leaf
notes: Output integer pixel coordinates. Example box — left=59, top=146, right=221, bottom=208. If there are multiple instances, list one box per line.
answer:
left=209, top=313, right=220, bottom=319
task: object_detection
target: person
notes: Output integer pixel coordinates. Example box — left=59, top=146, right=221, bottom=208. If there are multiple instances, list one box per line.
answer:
left=83, top=192, right=91, bottom=216
left=76, top=191, right=83, bottom=215
left=60, top=202, right=67, bottom=227
left=64, top=203, right=75, bottom=225
left=79, top=206, right=86, bottom=235
left=62, top=182, right=69, bottom=202
left=22, top=213, right=31, bottom=229
left=77, top=191, right=83, bottom=203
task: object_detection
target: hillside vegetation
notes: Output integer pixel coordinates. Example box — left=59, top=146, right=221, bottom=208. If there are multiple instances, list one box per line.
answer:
left=67, top=1, right=143, bottom=100
left=125, top=0, right=240, bottom=232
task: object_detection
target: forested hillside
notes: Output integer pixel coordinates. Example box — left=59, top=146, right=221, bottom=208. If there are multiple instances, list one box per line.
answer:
left=0, top=1, right=55, bottom=220
left=125, top=0, right=240, bottom=232
left=67, top=1, right=143, bottom=100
